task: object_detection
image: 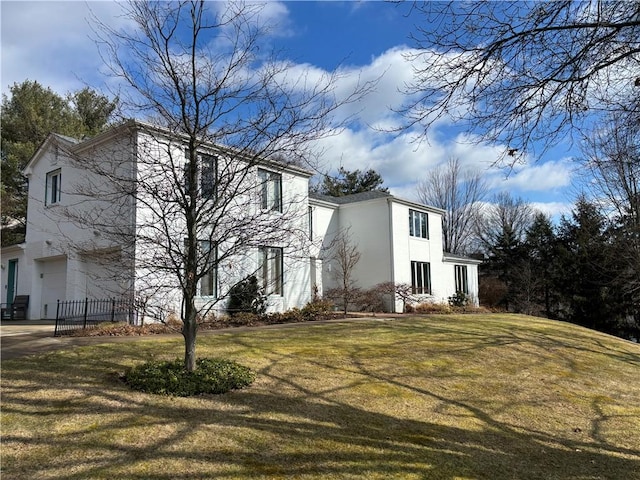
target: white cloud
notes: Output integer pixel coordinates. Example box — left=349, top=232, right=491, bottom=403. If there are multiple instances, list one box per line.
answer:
left=1, top=4, right=578, bottom=211
left=0, top=1, right=128, bottom=95
left=487, top=158, right=574, bottom=193
left=531, top=201, right=573, bottom=219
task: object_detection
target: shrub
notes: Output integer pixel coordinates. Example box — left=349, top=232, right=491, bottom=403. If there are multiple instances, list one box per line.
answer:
left=412, top=302, right=452, bottom=314
left=448, top=291, right=470, bottom=308
left=227, top=276, right=267, bottom=316
left=301, top=298, right=333, bottom=319
left=124, top=358, right=256, bottom=396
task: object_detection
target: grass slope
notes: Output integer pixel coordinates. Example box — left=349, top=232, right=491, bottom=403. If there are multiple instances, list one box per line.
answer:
left=2, top=314, right=639, bottom=479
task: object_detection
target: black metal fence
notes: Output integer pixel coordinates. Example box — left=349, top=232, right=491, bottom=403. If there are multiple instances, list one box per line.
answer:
left=54, top=297, right=140, bottom=336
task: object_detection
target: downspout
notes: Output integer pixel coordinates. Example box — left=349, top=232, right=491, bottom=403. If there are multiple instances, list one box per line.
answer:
left=387, top=198, right=396, bottom=312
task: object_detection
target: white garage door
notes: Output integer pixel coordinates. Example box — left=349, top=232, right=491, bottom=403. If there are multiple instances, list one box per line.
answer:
left=41, top=258, right=67, bottom=319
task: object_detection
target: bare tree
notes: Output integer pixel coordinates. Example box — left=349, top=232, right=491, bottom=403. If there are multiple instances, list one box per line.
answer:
left=402, top=1, right=640, bottom=164
left=579, top=109, right=640, bottom=315
left=475, top=192, right=535, bottom=253
left=373, top=282, right=415, bottom=313
left=415, top=157, right=488, bottom=254
left=580, top=111, right=640, bottom=226
left=324, top=229, right=361, bottom=316
left=475, top=192, right=536, bottom=310
left=62, top=1, right=372, bottom=371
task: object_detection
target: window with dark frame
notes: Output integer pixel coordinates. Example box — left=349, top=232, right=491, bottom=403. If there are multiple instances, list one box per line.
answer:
left=259, top=246, right=283, bottom=295
left=184, top=150, right=217, bottom=199
left=455, top=265, right=469, bottom=294
left=258, top=169, right=282, bottom=212
left=411, top=261, right=431, bottom=294
left=198, top=240, right=217, bottom=298
left=45, top=169, right=62, bottom=205
left=409, top=209, right=429, bottom=239
left=200, top=154, right=216, bottom=199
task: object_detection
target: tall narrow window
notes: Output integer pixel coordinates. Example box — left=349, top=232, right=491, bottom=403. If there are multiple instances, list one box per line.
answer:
left=200, top=154, right=216, bottom=199
left=45, top=169, right=62, bottom=205
left=258, top=169, right=282, bottom=212
left=409, top=209, right=429, bottom=239
left=184, top=150, right=217, bottom=199
left=411, top=261, right=431, bottom=294
left=259, top=246, right=283, bottom=295
left=308, top=206, right=313, bottom=239
left=198, top=241, right=217, bottom=297
left=455, top=265, right=468, bottom=294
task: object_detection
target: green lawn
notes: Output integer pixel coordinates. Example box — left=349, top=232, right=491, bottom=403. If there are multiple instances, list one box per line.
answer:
left=2, top=314, right=639, bottom=479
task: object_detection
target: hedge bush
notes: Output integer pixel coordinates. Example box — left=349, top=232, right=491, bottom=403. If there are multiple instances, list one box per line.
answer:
left=124, top=358, right=256, bottom=396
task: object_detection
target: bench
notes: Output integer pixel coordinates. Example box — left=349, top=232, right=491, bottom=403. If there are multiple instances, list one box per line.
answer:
left=1, top=295, right=29, bottom=320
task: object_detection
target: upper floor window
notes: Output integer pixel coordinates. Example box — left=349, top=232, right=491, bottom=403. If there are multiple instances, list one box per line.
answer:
left=409, top=209, right=429, bottom=239
left=46, top=169, right=61, bottom=206
left=184, top=150, right=217, bottom=199
left=308, top=206, right=313, bottom=238
left=258, top=169, right=282, bottom=212
left=455, top=265, right=468, bottom=294
left=259, top=246, right=283, bottom=295
left=411, top=261, right=431, bottom=295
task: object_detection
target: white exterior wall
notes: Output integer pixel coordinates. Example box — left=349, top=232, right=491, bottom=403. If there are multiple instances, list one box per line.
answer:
left=10, top=133, right=136, bottom=319
left=442, top=260, right=481, bottom=306
left=388, top=201, right=448, bottom=310
left=131, top=130, right=314, bottom=318
left=336, top=198, right=393, bottom=289
left=309, top=200, right=338, bottom=298
left=310, top=195, right=479, bottom=313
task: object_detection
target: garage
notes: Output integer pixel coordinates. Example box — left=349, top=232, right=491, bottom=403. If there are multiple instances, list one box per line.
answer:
left=40, top=257, right=67, bottom=319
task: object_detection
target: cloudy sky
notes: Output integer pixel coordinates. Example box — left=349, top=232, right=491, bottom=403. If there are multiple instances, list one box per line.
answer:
left=1, top=1, right=577, bottom=217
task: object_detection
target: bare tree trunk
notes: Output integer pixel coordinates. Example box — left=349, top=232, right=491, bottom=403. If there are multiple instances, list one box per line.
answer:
left=183, top=302, right=198, bottom=372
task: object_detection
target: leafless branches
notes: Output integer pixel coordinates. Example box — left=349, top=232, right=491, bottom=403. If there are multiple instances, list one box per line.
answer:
left=415, top=157, right=488, bottom=254
left=402, top=1, right=640, bottom=165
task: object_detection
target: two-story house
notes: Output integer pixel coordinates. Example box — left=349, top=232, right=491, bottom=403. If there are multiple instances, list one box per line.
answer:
left=1, top=120, right=480, bottom=320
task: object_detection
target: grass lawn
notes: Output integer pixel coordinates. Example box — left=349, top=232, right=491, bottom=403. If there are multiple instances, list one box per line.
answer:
left=2, top=314, right=639, bottom=479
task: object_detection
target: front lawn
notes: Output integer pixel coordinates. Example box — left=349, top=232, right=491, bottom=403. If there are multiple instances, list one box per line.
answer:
left=2, top=314, right=639, bottom=479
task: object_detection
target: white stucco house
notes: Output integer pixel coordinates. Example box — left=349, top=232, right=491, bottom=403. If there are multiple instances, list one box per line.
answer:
left=1, top=120, right=480, bottom=320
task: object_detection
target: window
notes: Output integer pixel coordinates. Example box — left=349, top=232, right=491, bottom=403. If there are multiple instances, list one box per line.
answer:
left=46, top=169, right=62, bottom=205
left=259, top=246, right=283, bottom=295
left=308, top=206, right=313, bottom=239
left=200, top=154, right=216, bottom=199
left=455, top=265, right=468, bottom=294
left=258, top=169, right=282, bottom=212
left=198, top=241, right=217, bottom=297
left=184, top=150, right=217, bottom=199
left=411, top=261, right=431, bottom=294
left=409, top=209, right=429, bottom=239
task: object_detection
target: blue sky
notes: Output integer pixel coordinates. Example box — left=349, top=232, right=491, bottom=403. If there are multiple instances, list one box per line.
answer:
left=1, top=1, right=576, bottom=217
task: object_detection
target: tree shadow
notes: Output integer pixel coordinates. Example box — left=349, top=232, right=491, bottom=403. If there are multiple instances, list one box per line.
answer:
left=2, top=318, right=639, bottom=479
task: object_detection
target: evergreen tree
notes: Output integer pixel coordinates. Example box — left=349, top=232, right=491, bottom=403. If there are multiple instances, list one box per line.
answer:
left=315, top=167, right=388, bottom=197
left=556, top=198, right=618, bottom=333
left=522, top=213, right=559, bottom=318
left=1, top=80, right=117, bottom=245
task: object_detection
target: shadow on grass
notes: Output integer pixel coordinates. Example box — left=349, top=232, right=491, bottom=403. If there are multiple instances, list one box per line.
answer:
left=2, top=317, right=639, bottom=479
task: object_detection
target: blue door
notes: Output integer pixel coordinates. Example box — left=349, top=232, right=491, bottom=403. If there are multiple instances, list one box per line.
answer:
left=7, top=259, right=18, bottom=305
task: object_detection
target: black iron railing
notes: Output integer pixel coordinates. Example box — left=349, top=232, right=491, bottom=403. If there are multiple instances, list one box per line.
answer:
left=54, top=297, right=140, bottom=336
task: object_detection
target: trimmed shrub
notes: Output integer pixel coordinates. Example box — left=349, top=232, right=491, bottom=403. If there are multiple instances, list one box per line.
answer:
left=227, top=276, right=267, bottom=316
left=301, top=299, right=333, bottom=319
left=124, top=358, right=256, bottom=396
left=410, top=302, right=453, bottom=314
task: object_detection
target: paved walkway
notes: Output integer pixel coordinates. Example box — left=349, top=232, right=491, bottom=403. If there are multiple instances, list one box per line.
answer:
left=0, top=320, right=181, bottom=361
